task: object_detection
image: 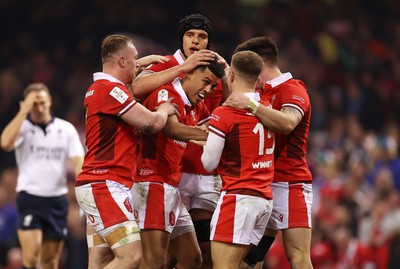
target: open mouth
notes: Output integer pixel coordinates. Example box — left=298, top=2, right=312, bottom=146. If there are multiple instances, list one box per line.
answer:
left=189, top=47, right=199, bottom=54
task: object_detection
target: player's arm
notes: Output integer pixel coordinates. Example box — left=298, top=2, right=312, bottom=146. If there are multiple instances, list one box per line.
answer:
left=201, top=131, right=225, bottom=172
left=162, top=115, right=208, bottom=142
left=135, top=55, right=170, bottom=76
left=132, top=50, right=215, bottom=100
left=69, top=156, right=84, bottom=176
left=213, top=52, right=230, bottom=102
left=121, top=98, right=178, bottom=135
left=223, top=92, right=302, bottom=134
left=0, top=92, right=37, bottom=151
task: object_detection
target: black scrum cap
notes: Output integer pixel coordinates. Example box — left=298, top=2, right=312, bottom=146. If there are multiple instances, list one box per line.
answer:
left=178, top=14, right=214, bottom=51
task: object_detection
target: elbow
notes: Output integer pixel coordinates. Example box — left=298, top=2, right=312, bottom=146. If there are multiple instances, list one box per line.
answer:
left=271, top=120, right=296, bottom=135
left=203, top=164, right=215, bottom=173
left=280, top=124, right=294, bottom=135
left=142, top=114, right=165, bottom=135
left=201, top=153, right=217, bottom=172
left=0, top=140, right=13, bottom=152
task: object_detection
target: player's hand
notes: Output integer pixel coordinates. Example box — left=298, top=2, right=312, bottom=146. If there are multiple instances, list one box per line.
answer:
left=156, top=97, right=180, bottom=117
left=181, top=49, right=215, bottom=73
left=212, top=52, right=229, bottom=74
left=194, top=124, right=208, bottom=133
left=19, top=92, right=38, bottom=116
left=189, top=139, right=206, bottom=147
left=223, top=92, right=250, bottom=109
left=137, top=55, right=169, bottom=68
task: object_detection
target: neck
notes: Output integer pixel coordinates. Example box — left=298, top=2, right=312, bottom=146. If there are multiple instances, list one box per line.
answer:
left=179, top=50, right=188, bottom=61
left=103, top=66, right=128, bottom=84
left=265, top=66, right=283, bottom=81
left=231, top=81, right=256, bottom=94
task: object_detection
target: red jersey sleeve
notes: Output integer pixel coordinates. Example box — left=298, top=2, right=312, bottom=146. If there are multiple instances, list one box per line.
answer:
left=279, top=80, right=309, bottom=116
left=144, top=55, right=179, bottom=73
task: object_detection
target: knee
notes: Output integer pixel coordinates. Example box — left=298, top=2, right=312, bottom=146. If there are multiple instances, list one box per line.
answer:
left=22, top=250, right=40, bottom=268
left=286, top=252, right=313, bottom=269
left=115, top=253, right=141, bottom=269
left=142, top=252, right=165, bottom=269
left=174, top=250, right=203, bottom=269
left=183, top=250, right=203, bottom=269
left=41, top=258, right=59, bottom=269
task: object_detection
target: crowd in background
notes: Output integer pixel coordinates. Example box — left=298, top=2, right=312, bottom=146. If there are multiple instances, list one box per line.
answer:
left=1, top=0, right=400, bottom=268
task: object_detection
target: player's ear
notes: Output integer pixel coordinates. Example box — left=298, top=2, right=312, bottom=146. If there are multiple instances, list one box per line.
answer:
left=229, top=68, right=234, bottom=83
left=118, top=56, right=126, bottom=68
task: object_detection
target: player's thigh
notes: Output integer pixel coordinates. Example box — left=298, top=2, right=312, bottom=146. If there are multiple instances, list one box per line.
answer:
left=140, top=229, right=170, bottom=259
left=169, top=230, right=202, bottom=266
left=281, top=227, right=312, bottom=257
left=211, top=241, right=251, bottom=269
left=17, top=229, right=42, bottom=255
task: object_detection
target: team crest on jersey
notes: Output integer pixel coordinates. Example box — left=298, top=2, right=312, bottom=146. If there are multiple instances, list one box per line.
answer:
left=271, top=95, right=276, bottom=106
left=158, top=89, right=169, bottom=103
left=109, top=86, right=128, bottom=104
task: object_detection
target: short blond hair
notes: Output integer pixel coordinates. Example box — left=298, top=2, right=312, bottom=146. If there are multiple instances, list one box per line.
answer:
left=23, top=82, right=50, bottom=98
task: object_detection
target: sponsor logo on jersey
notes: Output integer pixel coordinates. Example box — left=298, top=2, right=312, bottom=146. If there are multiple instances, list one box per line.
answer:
left=173, top=140, right=187, bottom=147
left=158, top=89, right=169, bottom=103
left=210, top=114, right=220, bottom=121
left=139, top=168, right=154, bottom=176
left=251, top=160, right=272, bottom=169
left=109, top=86, right=128, bottom=104
left=89, top=169, right=108, bottom=174
left=292, top=94, right=305, bottom=104
left=85, top=89, right=94, bottom=98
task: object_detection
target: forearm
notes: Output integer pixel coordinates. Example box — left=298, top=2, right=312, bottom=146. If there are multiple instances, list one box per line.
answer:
left=221, top=67, right=230, bottom=102
left=254, top=104, right=298, bottom=134
left=201, top=132, right=224, bottom=172
left=132, top=66, right=184, bottom=99
left=164, top=123, right=207, bottom=142
left=0, top=111, right=27, bottom=151
left=70, top=156, right=84, bottom=176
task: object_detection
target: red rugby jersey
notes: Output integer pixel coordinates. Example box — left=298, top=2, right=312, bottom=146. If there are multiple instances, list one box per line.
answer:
left=208, top=105, right=274, bottom=199
left=135, top=79, right=210, bottom=187
left=145, top=49, right=223, bottom=175
left=77, top=72, right=138, bottom=188
left=262, top=73, right=312, bottom=182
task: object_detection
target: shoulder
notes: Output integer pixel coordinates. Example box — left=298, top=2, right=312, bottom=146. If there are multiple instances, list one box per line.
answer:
left=53, top=118, right=79, bottom=132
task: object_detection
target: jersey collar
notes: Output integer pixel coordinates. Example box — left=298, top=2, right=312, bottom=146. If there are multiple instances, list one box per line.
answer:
left=243, top=92, right=261, bottom=102
left=172, top=78, right=191, bottom=107
left=28, top=117, right=55, bottom=135
left=93, top=72, right=125, bottom=86
left=173, top=50, right=185, bottom=65
left=266, top=72, right=293, bottom=88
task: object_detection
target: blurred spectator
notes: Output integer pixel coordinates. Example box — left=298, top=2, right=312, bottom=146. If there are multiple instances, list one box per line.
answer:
left=3, top=247, right=23, bottom=269
left=0, top=186, right=18, bottom=266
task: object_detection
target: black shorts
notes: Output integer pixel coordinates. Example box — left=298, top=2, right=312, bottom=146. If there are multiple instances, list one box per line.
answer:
left=16, top=191, right=68, bottom=240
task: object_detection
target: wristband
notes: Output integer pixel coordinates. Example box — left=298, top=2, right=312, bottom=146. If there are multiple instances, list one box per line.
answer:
left=247, top=98, right=260, bottom=114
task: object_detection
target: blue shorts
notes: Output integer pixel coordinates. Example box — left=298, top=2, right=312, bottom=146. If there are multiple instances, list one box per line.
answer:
left=16, top=191, right=68, bottom=240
